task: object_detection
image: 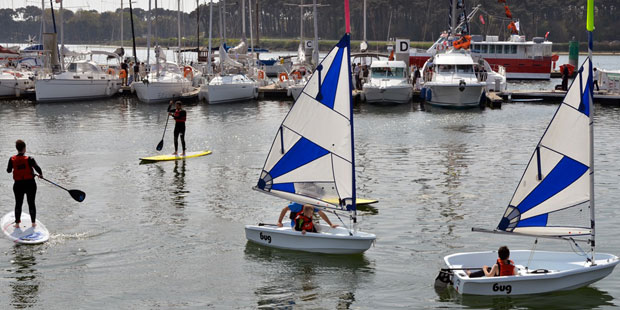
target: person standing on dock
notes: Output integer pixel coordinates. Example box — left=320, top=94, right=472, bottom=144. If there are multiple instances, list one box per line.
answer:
left=168, top=101, right=187, bottom=156
left=593, top=68, right=600, bottom=91
left=561, top=65, right=569, bottom=91
left=120, top=60, right=128, bottom=86
left=353, top=63, right=361, bottom=90
left=6, top=140, right=42, bottom=228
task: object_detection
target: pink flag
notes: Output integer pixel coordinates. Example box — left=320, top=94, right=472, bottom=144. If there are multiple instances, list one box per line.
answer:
left=545, top=31, right=550, bottom=39
left=344, top=0, right=350, bottom=33
left=479, top=14, right=485, bottom=25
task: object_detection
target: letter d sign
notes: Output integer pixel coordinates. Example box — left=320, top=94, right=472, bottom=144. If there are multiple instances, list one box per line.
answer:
left=396, top=39, right=410, bottom=54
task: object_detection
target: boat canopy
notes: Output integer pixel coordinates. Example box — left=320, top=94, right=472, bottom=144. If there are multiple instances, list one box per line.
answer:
left=255, top=34, right=356, bottom=211
left=66, top=60, right=103, bottom=74
left=433, top=52, right=476, bottom=65
left=497, top=59, right=593, bottom=238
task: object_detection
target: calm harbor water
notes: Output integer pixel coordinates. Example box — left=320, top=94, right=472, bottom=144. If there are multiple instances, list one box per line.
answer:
left=1, top=58, right=620, bottom=309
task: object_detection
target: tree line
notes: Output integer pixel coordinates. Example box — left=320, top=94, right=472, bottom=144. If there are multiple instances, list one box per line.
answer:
left=0, top=1, right=618, bottom=50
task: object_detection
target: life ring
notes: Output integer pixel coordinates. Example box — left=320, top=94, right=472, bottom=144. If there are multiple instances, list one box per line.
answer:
left=436, top=44, right=445, bottom=52
left=291, top=71, right=302, bottom=80
left=299, top=67, right=307, bottom=75
left=107, top=68, right=115, bottom=76
left=183, top=66, right=193, bottom=79
left=279, top=72, right=289, bottom=83
left=257, top=70, right=265, bottom=80
left=119, top=69, right=127, bottom=79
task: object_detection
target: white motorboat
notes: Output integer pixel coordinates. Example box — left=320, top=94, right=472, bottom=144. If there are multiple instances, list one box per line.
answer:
left=362, top=60, right=413, bottom=104
left=199, top=73, right=258, bottom=104
left=0, top=69, right=33, bottom=98
left=421, top=49, right=485, bottom=108
left=35, top=51, right=122, bottom=102
left=440, top=56, right=619, bottom=295
left=245, top=34, right=376, bottom=254
left=133, top=61, right=192, bottom=103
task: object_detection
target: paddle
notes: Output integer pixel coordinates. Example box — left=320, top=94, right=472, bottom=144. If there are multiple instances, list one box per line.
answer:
left=156, top=114, right=170, bottom=151
left=38, top=176, right=86, bottom=202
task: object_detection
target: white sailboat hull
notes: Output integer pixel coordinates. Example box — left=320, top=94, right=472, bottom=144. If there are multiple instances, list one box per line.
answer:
left=201, top=82, right=257, bottom=104
left=289, top=84, right=304, bottom=100
left=363, top=84, right=413, bottom=104
left=35, top=78, right=121, bottom=102
left=445, top=250, right=619, bottom=295
left=425, top=83, right=484, bottom=108
left=245, top=224, right=375, bottom=254
left=0, top=75, right=32, bottom=98
left=133, top=80, right=191, bottom=103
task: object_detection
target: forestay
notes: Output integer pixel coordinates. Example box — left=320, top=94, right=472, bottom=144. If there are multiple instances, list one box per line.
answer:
left=255, top=35, right=356, bottom=212
left=497, top=59, right=594, bottom=238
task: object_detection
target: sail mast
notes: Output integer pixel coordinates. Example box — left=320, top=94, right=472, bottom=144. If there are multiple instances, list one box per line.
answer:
left=586, top=0, right=595, bottom=260
left=344, top=0, right=356, bottom=222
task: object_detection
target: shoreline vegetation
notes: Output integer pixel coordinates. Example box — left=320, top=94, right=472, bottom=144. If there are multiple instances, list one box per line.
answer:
left=58, top=37, right=620, bottom=54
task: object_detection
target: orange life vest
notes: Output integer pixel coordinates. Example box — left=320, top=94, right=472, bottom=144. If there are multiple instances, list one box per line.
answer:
left=11, top=155, right=34, bottom=181
left=497, top=259, right=515, bottom=276
left=294, top=213, right=315, bottom=232
left=174, top=109, right=186, bottom=122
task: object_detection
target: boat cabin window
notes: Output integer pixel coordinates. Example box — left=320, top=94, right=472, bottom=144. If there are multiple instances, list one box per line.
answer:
left=489, top=45, right=495, bottom=54
left=543, top=45, right=552, bottom=57
left=481, top=45, right=488, bottom=53
left=436, top=65, right=454, bottom=73
left=67, top=63, right=77, bottom=72
left=371, top=67, right=405, bottom=78
left=497, top=45, right=503, bottom=54
left=456, top=65, right=473, bottom=73
left=511, top=45, right=517, bottom=54
left=68, top=62, right=99, bottom=73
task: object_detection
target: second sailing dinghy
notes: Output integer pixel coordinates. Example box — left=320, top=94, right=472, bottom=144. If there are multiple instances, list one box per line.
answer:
left=440, top=55, right=619, bottom=295
left=245, top=34, right=376, bottom=254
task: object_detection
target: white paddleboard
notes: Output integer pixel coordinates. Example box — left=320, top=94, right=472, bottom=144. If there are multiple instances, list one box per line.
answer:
left=1, top=212, right=50, bottom=244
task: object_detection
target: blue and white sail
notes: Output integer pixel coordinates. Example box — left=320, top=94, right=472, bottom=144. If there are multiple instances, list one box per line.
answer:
left=255, top=34, right=356, bottom=211
left=497, top=58, right=594, bottom=238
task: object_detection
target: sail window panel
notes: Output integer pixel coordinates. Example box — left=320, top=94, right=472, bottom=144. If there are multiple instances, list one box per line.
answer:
left=510, top=148, right=563, bottom=208
left=544, top=200, right=590, bottom=231
left=333, top=47, right=353, bottom=119
left=519, top=171, right=589, bottom=220
left=283, top=93, right=352, bottom=161
left=562, top=60, right=590, bottom=111
left=540, top=105, right=590, bottom=166
left=302, top=47, right=339, bottom=98
left=272, top=154, right=334, bottom=185
left=513, top=226, right=591, bottom=237
left=332, top=155, right=354, bottom=202
left=263, top=128, right=302, bottom=173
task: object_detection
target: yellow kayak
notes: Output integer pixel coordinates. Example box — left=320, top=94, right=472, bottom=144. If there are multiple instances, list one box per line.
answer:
left=139, top=150, right=212, bottom=162
left=325, top=198, right=378, bottom=205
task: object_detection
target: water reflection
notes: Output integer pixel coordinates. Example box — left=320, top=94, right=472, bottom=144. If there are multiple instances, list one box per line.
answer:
left=172, top=160, right=187, bottom=207
left=244, top=242, right=374, bottom=309
left=437, top=286, right=615, bottom=310
left=9, top=246, right=40, bottom=309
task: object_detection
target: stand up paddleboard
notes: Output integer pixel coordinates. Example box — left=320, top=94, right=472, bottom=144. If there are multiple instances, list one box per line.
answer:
left=139, top=150, right=212, bottom=163
left=1, top=212, right=50, bottom=244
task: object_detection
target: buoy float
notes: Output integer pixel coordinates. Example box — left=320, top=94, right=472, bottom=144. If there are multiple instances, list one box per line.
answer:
left=279, top=72, right=289, bottom=83
left=183, top=66, right=193, bottom=80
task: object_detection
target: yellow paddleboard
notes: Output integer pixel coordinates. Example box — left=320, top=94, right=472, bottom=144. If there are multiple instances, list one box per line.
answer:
left=325, top=198, right=378, bottom=205
left=139, top=150, right=212, bottom=162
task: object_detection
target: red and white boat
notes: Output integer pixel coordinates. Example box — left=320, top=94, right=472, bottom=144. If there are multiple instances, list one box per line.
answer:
left=411, top=34, right=553, bottom=80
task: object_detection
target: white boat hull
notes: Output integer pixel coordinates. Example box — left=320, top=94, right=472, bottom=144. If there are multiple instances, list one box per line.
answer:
left=445, top=250, right=620, bottom=295
left=202, top=83, right=257, bottom=104
left=133, top=80, right=191, bottom=103
left=363, top=84, right=413, bottom=104
left=289, top=84, right=304, bottom=100
left=0, top=75, right=32, bottom=98
left=245, top=224, right=375, bottom=254
left=35, top=78, right=121, bottom=102
left=425, top=84, right=484, bottom=108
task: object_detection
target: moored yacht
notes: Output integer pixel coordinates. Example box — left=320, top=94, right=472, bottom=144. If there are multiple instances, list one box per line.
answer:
left=133, top=61, right=193, bottom=103
left=362, top=60, right=413, bottom=104
left=199, top=73, right=257, bottom=104
left=35, top=51, right=122, bottom=102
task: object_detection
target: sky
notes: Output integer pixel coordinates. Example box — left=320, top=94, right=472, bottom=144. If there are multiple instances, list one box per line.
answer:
left=0, top=0, right=217, bottom=14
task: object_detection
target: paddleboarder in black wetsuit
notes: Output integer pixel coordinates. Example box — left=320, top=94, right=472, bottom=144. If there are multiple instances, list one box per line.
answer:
left=6, top=140, right=42, bottom=228
left=168, top=101, right=187, bottom=156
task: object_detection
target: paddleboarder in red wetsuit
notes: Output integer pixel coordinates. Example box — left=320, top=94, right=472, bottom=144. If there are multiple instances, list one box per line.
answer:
left=168, top=100, right=187, bottom=156
left=6, top=140, right=42, bottom=228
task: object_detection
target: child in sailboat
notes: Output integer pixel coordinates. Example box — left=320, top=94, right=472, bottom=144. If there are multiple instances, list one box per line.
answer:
left=467, top=246, right=518, bottom=278
left=276, top=202, right=338, bottom=230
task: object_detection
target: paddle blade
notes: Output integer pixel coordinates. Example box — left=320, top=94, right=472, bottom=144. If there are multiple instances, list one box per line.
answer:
left=156, top=139, right=164, bottom=151
left=69, top=190, right=86, bottom=202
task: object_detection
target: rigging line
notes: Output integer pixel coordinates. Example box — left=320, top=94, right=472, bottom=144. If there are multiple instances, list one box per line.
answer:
left=568, top=237, right=589, bottom=259
left=330, top=209, right=352, bottom=235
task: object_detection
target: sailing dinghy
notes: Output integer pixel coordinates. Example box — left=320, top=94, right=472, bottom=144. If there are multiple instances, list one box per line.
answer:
left=245, top=33, right=376, bottom=254
left=440, top=52, right=619, bottom=295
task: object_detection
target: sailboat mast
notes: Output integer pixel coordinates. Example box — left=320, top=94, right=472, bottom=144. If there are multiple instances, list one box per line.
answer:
left=242, top=0, right=246, bottom=42
left=300, top=0, right=304, bottom=45
left=344, top=0, right=356, bottom=223
left=249, top=0, right=254, bottom=68
left=208, top=0, right=213, bottom=74
left=312, top=0, right=318, bottom=66
left=147, top=0, right=151, bottom=65
left=178, top=0, right=181, bottom=64
left=586, top=0, right=595, bottom=260
left=120, top=0, right=124, bottom=48
left=40, top=0, right=45, bottom=45
left=59, top=0, right=64, bottom=69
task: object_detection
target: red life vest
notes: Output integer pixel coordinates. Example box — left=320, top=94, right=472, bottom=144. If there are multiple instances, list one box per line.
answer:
left=11, top=155, right=34, bottom=181
left=174, top=110, right=186, bottom=122
left=496, top=259, right=515, bottom=276
left=294, top=213, right=315, bottom=232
